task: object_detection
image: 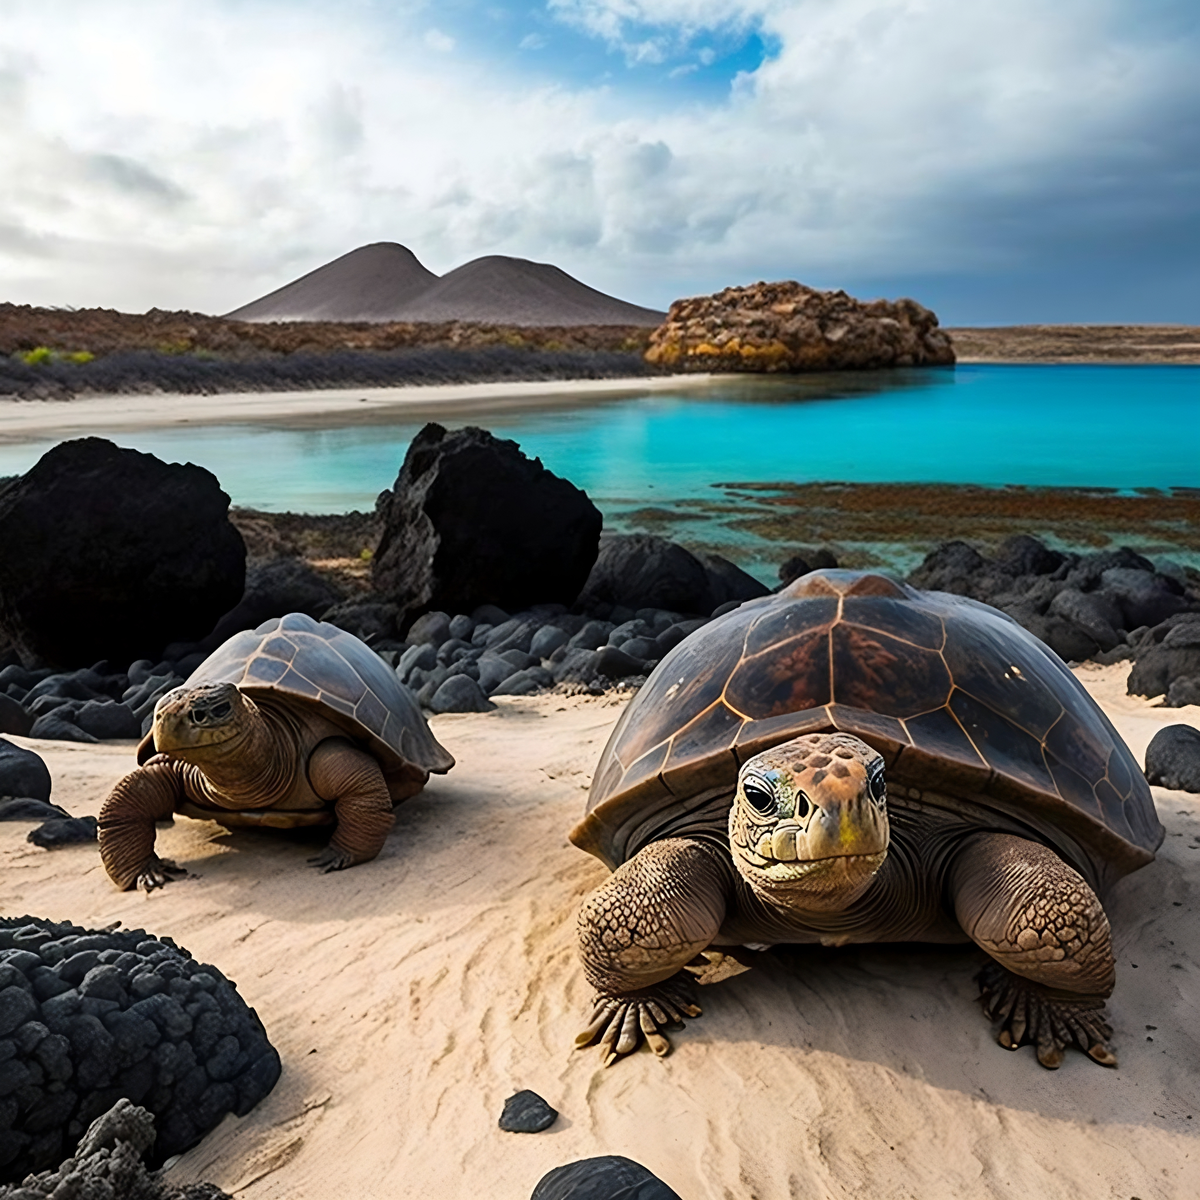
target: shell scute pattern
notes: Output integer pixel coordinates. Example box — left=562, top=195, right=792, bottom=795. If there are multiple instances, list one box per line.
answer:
left=575, top=570, right=1162, bottom=876
left=185, top=614, right=453, bottom=776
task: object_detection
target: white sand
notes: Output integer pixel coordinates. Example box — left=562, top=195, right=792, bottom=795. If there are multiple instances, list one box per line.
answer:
left=0, top=375, right=724, bottom=442
left=1, top=665, right=1198, bottom=1199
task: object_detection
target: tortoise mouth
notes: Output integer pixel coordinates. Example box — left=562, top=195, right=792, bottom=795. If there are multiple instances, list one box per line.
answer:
left=756, top=849, right=887, bottom=884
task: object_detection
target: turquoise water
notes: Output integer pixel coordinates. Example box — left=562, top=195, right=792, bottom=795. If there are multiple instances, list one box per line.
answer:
left=0, top=364, right=1196, bottom=511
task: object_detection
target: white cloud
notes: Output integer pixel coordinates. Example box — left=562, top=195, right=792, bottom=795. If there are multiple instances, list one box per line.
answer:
left=424, top=28, right=456, bottom=53
left=0, top=0, right=1196, bottom=318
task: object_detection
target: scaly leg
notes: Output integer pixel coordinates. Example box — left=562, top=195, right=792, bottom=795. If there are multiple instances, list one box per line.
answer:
left=949, top=833, right=1118, bottom=1069
left=306, top=739, right=395, bottom=872
left=575, top=837, right=733, bottom=1066
left=98, top=759, right=189, bottom=891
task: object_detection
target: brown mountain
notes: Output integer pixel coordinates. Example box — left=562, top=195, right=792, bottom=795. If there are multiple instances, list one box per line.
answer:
left=227, top=246, right=664, bottom=327
left=225, top=243, right=438, bottom=323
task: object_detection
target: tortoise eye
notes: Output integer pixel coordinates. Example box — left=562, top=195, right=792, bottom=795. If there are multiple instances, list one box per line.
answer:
left=742, top=778, right=776, bottom=816
left=868, top=765, right=886, bottom=807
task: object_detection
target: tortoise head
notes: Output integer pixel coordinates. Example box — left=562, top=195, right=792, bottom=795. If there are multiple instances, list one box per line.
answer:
left=152, top=681, right=257, bottom=760
left=728, top=732, right=889, bottom=912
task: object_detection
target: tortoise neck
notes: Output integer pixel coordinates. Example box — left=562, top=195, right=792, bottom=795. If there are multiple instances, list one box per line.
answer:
left=188, top=697, right=301, bottom=809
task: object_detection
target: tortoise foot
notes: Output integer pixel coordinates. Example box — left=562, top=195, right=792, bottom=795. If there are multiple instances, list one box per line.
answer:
left=575, top=973, right=702, bottom=1068
left=136, top=856, right=188, bottom=893
left=977, top=961, right=1117, bottom=1069
left=307, top=845, right=357, bottom=873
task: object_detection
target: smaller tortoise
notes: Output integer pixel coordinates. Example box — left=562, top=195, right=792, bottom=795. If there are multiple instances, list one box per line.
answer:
left=572, top=571, right=1164, bottom=1070
left=99, top=613, right=453, bottom=891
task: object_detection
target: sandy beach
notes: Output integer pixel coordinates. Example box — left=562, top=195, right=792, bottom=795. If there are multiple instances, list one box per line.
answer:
left=1, top=664, right=1197, bottom=1199
left=0, top=375, right=722, bottom=442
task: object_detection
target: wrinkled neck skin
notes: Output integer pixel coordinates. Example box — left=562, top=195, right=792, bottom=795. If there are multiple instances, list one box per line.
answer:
left=170, top=697, right=300, bottom=810
left=732, top=837, right=888, bottom=918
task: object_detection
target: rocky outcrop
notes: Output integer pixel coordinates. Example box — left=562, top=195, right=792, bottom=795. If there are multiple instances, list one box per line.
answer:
left=0, top=439, right=245, bottom=669
left=645, top=281, right=955, bottom=373
left=0, top=917, right=280, bottom=1184
left=372, top=424, right=602, bottom=628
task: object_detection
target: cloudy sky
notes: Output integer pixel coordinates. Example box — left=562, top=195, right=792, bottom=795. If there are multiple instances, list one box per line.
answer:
left=2, top=0, right=1197, bottom=322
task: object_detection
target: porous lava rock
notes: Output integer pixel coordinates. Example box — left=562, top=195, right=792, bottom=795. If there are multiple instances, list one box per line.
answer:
left=574, top=534, right=768, bottom=618
left=1144, top=724, right=1200, bottom=793
left=645, top=281, right=955, bottom=373
left=530, top=1156, right=682, bottom=1200
left=0, top=1098, right=232, bottom=1199
left=0, top=916, right=280, bottom=1184
left=372, top=424, right=602, bottom=627
left=1128, top=614, right=1200, bottom=703
left=906, top=536, right=1200, bottom=671
left=0, top=439, right=245, bottom=668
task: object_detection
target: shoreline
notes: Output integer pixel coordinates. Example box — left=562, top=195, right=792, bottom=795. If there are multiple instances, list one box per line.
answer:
left=0, top=373, right=725, bottom=441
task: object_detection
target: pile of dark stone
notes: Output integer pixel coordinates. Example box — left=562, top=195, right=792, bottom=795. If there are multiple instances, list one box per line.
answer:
left=0, top=660, right=190, bottom=744
left=906, top=535, right=1200, bottom=704
left=391, top=601, right=720, bottom=713
left=0, top=917, right=281, bottom=1184
left=0, top=1098, right=230, bottom=1199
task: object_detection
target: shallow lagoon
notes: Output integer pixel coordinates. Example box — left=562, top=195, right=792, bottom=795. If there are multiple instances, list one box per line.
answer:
left=0, top=364, right=1196, bottom=509
left=1, top=363, right=1197, bottom=581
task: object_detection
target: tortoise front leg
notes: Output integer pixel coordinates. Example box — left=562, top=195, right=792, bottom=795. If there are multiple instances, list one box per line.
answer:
left=575, top=837, right=732, bottom=1066
left=949, top=833, right=1118, bottom=1069
left=306, top=739, right=395, bottom=872
left=98, top=760, right=189, bottom=892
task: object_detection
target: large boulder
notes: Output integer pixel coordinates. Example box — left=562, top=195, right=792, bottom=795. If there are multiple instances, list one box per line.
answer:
left=575, top=534, right=769, bottom=618
left=1144, top=724, right=1200, bottom=793
left=0, top=439, right=245, bottom=668
left=645, top=281, right=955, bottom=372
left=372, top=424, right=602, bottom=626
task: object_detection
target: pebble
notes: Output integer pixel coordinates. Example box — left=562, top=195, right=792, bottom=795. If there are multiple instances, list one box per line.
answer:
left=498, top=1089, right=558, bottom=1133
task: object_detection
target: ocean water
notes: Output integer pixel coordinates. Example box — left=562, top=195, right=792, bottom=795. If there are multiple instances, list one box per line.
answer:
left=1, top=364, right=1195, bottom=513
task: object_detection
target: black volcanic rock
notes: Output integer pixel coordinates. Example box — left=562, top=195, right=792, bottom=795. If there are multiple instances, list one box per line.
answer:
left=575, top=534, right=767, bottom=617
left=531, top=1156, right=683, bottom=1199
left=0, top=438, right=245, bottom=668
left=226, top=242, right=438, bottom=323
left=1145, top=724, right=1200, bottom=792
left=373, top=424, right=602, bottom=627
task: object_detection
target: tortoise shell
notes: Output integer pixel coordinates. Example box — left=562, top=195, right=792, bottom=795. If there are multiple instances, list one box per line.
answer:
left=573, top=571, right=1162, bottom=884
left=138, top=613, right=453, bottom=796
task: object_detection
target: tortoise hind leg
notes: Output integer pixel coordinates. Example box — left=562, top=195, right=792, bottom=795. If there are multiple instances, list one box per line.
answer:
left=575, top=837, right=733, bottom=1066
left=306, top=739, right=395, bottom=872
left=949, top=832, right=1118, bottom=1069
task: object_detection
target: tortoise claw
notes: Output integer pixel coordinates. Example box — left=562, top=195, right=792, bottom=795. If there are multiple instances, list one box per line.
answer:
left=136, top=857, right=188, bottom=893
left=977, top=960, right=1117, bottom=1069
left=576, top=973, right=701, bottom=1067
left=307, top=845, right=356, bottom=873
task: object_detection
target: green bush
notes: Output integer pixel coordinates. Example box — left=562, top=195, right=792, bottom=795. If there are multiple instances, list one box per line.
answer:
left=18, top=346, right=53, bottom=366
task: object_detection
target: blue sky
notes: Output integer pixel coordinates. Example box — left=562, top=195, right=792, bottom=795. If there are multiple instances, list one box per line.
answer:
left=1, top=0, right=1198, bottom=323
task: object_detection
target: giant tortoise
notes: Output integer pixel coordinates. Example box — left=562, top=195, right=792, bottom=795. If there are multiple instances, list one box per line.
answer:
left=99, top=613, right=453, bottom=891
left=572, top=571, right=1163, bottom=1069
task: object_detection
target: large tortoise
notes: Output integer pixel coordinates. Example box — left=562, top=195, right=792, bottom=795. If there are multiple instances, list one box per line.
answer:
left=99, top=613, right=454, bottom=891
left=572, top=571, right=1163, bottom=1069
